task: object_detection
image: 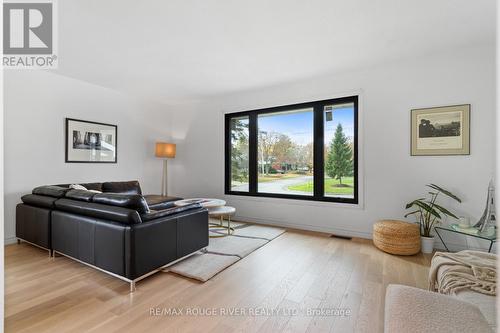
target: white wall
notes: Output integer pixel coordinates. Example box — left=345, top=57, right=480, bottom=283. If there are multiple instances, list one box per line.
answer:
left=0, top=23, right=5, bottom=325
left=168, top=45, right=496, bottom=251
left=4, top=71, right=170, bottom=243
left=4, top=45, right=495, bottom=252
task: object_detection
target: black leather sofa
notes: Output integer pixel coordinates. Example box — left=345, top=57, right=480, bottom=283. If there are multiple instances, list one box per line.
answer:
left=16, top=181, right=209, bottom=291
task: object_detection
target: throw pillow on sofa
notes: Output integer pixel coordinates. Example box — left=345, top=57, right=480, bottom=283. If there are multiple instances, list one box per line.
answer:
left=70, top=184, right=102, bottom=193
left=70, top=184, right=87, bottom=190
left=92, top=192, right=150, bottom=214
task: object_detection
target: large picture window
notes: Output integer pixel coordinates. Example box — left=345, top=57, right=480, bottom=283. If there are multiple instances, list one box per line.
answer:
left=225, top=96, right=358, bottom=204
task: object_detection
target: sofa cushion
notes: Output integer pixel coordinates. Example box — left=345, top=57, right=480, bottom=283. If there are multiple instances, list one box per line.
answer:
left=54, top=198, right=142, bottom=225
left=102, top=181, right=142, bottom=195
left=65, top=189, right=98, bottom=202
left=21, top=194, right=58, bottom=209
left=32, top=185, right=70, bottom=198
left=92, top=193, right=149, bottom=214
left=144, top=195, right=182, bottom=211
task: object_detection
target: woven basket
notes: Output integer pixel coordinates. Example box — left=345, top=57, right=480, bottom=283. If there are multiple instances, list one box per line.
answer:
left=373, top=220, right=420, bottom=255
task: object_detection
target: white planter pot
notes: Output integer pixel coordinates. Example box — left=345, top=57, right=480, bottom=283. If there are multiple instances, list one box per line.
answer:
left=421, top=236, right=435, bottom=254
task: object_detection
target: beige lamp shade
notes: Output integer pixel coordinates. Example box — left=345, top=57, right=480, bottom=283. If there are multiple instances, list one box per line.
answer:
left=155, top=142, right=176, bottom=158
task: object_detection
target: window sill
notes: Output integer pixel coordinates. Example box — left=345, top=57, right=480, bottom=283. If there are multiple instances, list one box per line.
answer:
left=223, top=192, right=364, bottom=210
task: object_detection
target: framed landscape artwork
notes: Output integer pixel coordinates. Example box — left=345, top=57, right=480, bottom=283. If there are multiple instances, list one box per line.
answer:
left=65, top=118, right=117, bottom=163
left=411, top=104, right=470, bottom=156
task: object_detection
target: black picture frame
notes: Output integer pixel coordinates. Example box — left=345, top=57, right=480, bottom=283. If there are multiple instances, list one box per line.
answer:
left=410, top=104, right=470, bottom=156
left=65, top=118, right=118, bottom=163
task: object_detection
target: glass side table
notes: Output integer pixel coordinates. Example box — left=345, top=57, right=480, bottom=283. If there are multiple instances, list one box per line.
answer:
left=434, top=224, right=497, bottom=253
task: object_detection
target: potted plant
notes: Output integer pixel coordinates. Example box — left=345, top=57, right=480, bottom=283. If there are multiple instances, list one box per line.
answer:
left=405, top=184, right=461, bottom=253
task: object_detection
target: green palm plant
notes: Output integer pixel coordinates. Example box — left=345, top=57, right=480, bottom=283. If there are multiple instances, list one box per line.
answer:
left=405, top=184, right=462, bottom=237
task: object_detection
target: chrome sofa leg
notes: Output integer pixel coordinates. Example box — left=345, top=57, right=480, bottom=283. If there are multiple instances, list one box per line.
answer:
left=130, top=281, right=136, bottom=293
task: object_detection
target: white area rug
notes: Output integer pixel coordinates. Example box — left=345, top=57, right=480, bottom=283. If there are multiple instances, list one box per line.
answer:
left=227, top=225, right=286, bottom=241
left=168, top=253, right=239, bottom=282
left=167, top=222, right=286, bottom=282
left=207, top=236, right=268, bottom=258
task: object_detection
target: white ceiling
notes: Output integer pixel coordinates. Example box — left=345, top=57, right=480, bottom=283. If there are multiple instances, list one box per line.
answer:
left=54, top=0, right=496, bottom=104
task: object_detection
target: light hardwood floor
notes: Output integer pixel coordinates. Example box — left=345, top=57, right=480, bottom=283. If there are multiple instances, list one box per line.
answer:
left=5, top=229, right=431, bottom=333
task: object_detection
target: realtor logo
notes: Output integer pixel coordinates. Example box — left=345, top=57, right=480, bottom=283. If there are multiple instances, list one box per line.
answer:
left=3, top=0, right=57, bottom=68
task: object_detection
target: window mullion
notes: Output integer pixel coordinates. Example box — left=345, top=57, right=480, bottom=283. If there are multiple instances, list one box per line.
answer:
left=313, top=104, right=324, bottom=198
left=224, top=115, right=231, bottom=193
left=248, top=113, right=258, bottom=194
left=353, top=97, right=359, bottom=204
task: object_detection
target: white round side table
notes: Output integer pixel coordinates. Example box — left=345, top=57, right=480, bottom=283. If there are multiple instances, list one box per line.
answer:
left=208, top=206, right=236, bottom=237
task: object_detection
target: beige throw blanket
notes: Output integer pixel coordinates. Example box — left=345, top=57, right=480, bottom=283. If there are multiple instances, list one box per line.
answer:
left=429, top=250, right=496, bottom=296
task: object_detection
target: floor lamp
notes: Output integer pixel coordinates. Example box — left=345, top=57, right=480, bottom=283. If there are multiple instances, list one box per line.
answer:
left=155, top=142, right=176, bottom=196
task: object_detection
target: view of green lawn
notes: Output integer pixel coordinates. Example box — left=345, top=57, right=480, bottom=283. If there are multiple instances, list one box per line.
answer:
left=288, top=176, right=354, bottom=195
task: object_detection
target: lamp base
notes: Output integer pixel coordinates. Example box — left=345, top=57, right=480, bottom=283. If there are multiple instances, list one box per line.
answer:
left=161, top=159, right=168, bottom=196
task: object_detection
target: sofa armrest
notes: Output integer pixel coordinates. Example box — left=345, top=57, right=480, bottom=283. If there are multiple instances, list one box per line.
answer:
left=144, top=195, right=182, bottom=211
left=176, top=209, right=209, bottom=258
left=140, top=203, right=202, bottom=221
left=32, top=185, right=70, bottom=198
left=51, top=211, right=131, bottom=278
left=16, top=203, right=51, bottom=249
left=129, top=208, right=208, bottom=279
left=128, top=216, right=178, bottom=279
left=21, top=194, right=58, bottom=209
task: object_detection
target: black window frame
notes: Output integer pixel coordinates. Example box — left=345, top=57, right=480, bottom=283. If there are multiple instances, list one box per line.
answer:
left=225, top=95, right=358, bottom=204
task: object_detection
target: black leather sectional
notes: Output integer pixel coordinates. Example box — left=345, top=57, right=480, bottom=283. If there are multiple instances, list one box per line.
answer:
left=16, top=181, right=209, bottom=291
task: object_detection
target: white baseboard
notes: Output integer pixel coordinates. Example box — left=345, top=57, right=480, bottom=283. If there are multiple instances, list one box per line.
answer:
left=233, top=214, right=373, bottom=239
left=4, top=237, right=17, bottom=245
left=234, top=215, right=495, bottom=253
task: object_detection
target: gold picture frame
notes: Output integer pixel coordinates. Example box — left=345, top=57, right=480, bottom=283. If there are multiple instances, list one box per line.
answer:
left=411, top=104, right=470, bottom=156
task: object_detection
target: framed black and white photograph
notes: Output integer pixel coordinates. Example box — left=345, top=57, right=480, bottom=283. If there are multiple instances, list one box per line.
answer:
left=411, top=104, right=470, bottom=156
left=65, top=118, right=117, bottom=163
